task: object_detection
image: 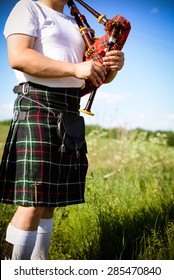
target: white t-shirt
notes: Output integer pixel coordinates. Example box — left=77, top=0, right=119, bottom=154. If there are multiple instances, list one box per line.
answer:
left=4, top=0, right=86, bottom=88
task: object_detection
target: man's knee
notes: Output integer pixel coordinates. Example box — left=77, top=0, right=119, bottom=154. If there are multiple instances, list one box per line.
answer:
left=18, top=206, right=45, bottom=217
left=10, top=206, right=46, bottom=230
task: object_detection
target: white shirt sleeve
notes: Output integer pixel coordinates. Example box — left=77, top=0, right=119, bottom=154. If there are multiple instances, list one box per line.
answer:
left=4, top=0, right=39, bottom=38
left=3, top=0, right=85, bottom=88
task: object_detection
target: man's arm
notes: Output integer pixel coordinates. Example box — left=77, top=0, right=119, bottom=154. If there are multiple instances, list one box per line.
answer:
left=7, top=34, right=107, bottom=87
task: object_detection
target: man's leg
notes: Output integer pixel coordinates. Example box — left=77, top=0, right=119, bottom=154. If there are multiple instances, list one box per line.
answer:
left=5, top=206, right=45, bottom=260
left=31, top=208, right=55, bottom=260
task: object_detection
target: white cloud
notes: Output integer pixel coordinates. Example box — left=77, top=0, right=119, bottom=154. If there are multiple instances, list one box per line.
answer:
left=160, top=121, right=173, bottom=128
left=150, top=7, right=160, bottom=14
left=135, top=112, right=145, bottom=120
left=96, top=90, right=131, bottom=104
left=80, top=90, right=131, bottom=118
left=159, top=114, right=174, bottom=129
left=166, top=114, right=174, bottom=120
left=0, top=103, right=13, bottom=119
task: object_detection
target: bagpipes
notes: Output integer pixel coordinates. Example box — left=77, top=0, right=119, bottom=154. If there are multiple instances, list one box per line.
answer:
left=67, top=0, right=131, bottom=115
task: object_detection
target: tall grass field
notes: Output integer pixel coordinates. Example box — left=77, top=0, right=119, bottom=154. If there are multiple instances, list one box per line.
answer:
left=0, top=122, right=174, bottom=260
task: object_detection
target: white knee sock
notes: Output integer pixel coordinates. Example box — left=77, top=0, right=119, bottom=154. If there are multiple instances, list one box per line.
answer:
left=6, top=223, right=37, bottom=260
left=31, top=218, right=54, bottom=260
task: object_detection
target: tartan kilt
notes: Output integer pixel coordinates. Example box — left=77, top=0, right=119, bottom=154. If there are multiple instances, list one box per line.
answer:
left=0, top=84, right=88, bottom=207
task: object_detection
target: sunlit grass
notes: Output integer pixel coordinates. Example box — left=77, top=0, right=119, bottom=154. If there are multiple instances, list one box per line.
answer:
left=0, top=125, right=174, bottom=259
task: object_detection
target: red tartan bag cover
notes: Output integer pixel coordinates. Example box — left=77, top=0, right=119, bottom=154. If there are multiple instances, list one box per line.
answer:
left=81, top=15, right=131, bottom=96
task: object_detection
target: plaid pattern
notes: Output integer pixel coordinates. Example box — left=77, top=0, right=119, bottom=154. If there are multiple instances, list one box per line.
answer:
left=0, top=85, right=88, bottom=207
left=81, top=15, right=131, bottom=96
left=1, top=241, right=13, bottom=260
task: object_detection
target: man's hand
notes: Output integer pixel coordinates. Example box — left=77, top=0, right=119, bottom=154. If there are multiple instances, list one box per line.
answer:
left=103, top=50, right=125, bottom=71
left=74, top=60, right=107, bottom=87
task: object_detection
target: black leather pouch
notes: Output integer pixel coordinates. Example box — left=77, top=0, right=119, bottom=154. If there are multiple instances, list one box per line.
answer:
left=57, top=112, right=86, bottom=153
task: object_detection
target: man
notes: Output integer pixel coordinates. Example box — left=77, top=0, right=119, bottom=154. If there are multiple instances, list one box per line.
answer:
left=0, top=0, right=124, bottom=260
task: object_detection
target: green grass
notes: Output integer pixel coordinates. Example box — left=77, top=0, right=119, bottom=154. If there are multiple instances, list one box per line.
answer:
left=0, top=125, right=174, bottom=259
left=49, top=130, right=174, bottom=260
left=0, top=123, right=10, bottom=159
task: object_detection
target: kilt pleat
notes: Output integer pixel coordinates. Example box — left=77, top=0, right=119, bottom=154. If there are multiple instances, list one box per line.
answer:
left=0, top=85, right=88, bottom=207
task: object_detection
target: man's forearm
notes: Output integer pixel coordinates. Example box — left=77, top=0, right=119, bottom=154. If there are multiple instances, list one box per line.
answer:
left=9, top=48, right=76, bottom=78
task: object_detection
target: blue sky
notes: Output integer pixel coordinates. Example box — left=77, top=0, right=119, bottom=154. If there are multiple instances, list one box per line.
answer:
left=0, top=0, right=174, bottom=131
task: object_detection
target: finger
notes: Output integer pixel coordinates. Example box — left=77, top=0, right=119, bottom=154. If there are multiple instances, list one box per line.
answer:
left=91, top=76, right=102, bottom=87
left=91, top=68, right=106, bottom=87
left=95, top=64, right=107, bottom=79
left=103, top=51, right=124, bottom=64
left=99, top=67, right=107, bottom=81
left=103, top=59, right=123, bottom=71
left=110, top=64, right=122, bottom=71
left=103, top=54, right=119, bottom=63
left=110, top=62, right=123, bottom=71
left=89, top=71, right=101, bottom=87
left=94, top=73, right=103, bottom=86
left=94, top=61, right=107, bottom=73
left=105, top=50, right=122, bottom=57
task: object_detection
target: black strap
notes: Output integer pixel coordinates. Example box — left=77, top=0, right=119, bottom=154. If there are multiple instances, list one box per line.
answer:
left=13, top=82, right=81, bottom=95
left=13, top=83, right=30, bottom=94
